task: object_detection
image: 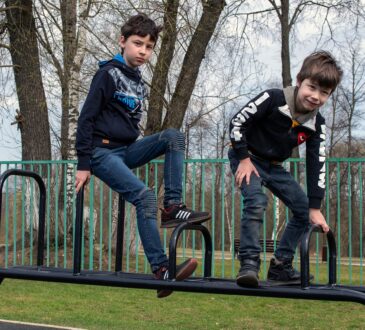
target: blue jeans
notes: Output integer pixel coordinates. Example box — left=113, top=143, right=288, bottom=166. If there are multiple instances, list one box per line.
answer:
left=90, top=128, right=185, bottom=272
left=228, top=149, right=309, bottom=262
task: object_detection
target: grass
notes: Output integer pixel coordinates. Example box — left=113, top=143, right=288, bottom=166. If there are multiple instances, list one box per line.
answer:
left=0, top=279, right=364, bottom=329
left=0, top=259, right=363, bottom=329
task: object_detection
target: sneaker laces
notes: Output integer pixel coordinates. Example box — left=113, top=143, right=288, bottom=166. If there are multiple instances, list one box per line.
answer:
left=154, top=266, right=169, bottom=280
left=282, top=261, right=297, bottom=276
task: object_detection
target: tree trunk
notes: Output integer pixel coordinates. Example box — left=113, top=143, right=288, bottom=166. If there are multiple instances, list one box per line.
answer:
left=5, top=0, right=51, bottom=161
left=280, top=0, right=292, bottom=88
left=60, top=0, right=77, bottom=160
left=145, top=0, right=179, bottom=135
left=162, top=0, right=226, bottom=129
left=59, top=0, right=89, bottom=231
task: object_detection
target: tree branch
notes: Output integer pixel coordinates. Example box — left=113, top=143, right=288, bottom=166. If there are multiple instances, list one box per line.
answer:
left=0, top=42, right=10, bottom=50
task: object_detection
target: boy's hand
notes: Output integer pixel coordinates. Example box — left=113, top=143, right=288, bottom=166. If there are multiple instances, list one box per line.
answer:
left=75, top=170, right=91, bottom=193
left=309, top=208, right=330, bottom=233
left=235, top=158, right=260, bottom=186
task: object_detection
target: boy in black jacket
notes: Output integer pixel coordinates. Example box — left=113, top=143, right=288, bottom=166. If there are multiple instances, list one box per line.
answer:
left=228, top=51, right=342, bottom=287
left=75, top=13, right=211, bottom=298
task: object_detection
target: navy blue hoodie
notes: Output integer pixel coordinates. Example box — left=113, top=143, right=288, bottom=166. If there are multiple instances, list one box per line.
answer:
left=76, top=54, right=146, bottom=170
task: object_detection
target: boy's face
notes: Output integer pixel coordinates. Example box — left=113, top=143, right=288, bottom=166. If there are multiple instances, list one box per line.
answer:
left=119, top=35, right=155, bottom=68
left=295, top=78, right=332, bottom=113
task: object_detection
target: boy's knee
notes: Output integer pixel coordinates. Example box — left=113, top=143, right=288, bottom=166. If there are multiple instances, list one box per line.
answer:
left=140, top=189, right=157, bottom=219
left=161, top=128, right=185, bottom=152
left=292, top=196, right=309, bottom=221
left=244, top=193, right=267, bottom=216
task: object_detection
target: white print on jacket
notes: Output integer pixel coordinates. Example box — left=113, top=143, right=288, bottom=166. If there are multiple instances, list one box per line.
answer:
left=108, top=67, right=145, bottom=115
left=318, top=124, right=326, bottom=189
left=230, top=92, right=270, bottom=142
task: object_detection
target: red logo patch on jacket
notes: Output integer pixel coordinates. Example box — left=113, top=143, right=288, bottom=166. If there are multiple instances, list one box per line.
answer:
left=297, top=132, right=309, bottom=145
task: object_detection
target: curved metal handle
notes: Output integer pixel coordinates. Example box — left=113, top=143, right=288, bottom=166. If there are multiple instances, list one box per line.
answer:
left=300, top=224, right=336, bottom=288
left=168, top=223, right=212, bottom=279
left=0, top=169, right=46, bottom=267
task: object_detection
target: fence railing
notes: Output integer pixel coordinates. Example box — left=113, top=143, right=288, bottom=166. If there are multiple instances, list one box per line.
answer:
left=0, top=158, right=364, bottom=285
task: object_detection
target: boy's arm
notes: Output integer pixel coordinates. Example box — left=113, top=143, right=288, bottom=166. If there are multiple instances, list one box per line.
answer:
left=75, top=69, right=115, bottom=171
left=229, top=90, right=273, bottom=186
left=229, top=90, right=272, bottom=160
left=306, top=115, right=329, bottom=232
left=75, top=69, right=115, bottom=192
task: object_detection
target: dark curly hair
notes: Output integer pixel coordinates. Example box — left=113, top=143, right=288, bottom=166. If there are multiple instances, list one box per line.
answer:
left=121, top=13, right=162, bottom=44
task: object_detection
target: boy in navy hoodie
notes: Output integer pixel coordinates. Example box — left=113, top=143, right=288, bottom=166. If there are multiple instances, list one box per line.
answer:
left=228, top=51, right=342, bottom=287
left=75, top=13, right=211, bottom=298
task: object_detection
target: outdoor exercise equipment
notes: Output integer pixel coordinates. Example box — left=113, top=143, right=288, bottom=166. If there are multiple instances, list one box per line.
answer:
left=0, top=169, right=364, bottom=305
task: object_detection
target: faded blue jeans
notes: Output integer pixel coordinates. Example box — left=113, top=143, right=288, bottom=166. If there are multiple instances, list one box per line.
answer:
left=228, top=148, right=310, bottom=262
left=91, top=128, right=185, bottom=272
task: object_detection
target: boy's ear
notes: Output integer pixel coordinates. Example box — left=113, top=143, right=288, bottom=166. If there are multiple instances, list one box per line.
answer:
left=296, top=78, right=302, bottom=88
left=119, top=36, right=126, bottom=50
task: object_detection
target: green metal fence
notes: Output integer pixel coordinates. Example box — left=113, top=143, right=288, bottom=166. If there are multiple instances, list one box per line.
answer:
left=0, top=158, right=364, bottom=285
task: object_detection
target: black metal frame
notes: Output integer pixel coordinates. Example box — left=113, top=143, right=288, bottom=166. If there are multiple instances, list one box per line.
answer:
left=0, top=169, right=364, bottom=305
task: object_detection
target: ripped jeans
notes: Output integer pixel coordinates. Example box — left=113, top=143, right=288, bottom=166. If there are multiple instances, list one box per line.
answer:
left=228, top=148, right=310, bottom=262
left=90, top=129, right=185, bottom=272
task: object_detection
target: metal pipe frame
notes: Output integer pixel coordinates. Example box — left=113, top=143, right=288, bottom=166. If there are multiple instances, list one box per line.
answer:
left=0, top=169, right=46, bottom=267
left=0, top=170, right=364, bottom=305
left=168, top=222, right=213, bottom=279
left=300, top=224, right=337, bottom=289
left=115, top=194, right=125, bottom=272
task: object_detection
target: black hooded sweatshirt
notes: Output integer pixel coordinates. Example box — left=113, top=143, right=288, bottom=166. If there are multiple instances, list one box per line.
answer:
left=76, top=54, right=146, bottom=171
left=229, top=87, right=326, bottom=209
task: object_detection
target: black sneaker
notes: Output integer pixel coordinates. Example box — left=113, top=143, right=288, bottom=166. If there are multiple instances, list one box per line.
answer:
left=267, top=257, right=303, bottom=285
left=154, top=258, right=198, bottom=298
left=160, top=204, right=211, bottom=228
left=236, top=258, right=260, bottom=288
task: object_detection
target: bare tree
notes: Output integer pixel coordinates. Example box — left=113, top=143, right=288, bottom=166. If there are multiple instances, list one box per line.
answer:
left=34, top=0, right=94, bottom=233
left=4, top=0, right=51, bottom=161
left=337, top=47, right=365, bottom=157
left=145, top=0, right=179, bottom=135
left=144, top=0, right=226, bottom=134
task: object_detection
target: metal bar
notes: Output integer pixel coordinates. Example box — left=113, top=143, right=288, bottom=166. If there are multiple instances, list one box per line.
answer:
left=63, top=164, right=68, bottom=268
left=336, top=161, right=341, bottom=282
left=0, top=268, right=363, bottom=305
left=108, top=188, right=112, bottom=271
left=12, top=174, right=17, bottom=266
left=168, top=223, right=212, bottom=279
left=231, top=172, right=235, bottom=278
left=125, top=202, right=131, bottom=272
left=54, top=164, right=59, bottom=267
left=46, top=164, right=51, bottom=267
left=192, top=163, right=196, bottom=260
left=221, top=163, right=225, bottom=278
left=300, top=225, right=336, bottom=289
left=99, top=183, right=103, bottom=271
left=359, top=162, right=363, bottom=285
left=211, top=164, right=216, bottom=276
left=347, top=161, right=352, bottom=283
left=88, top=177, right=95, bottom=270
left=201, top=163, right=206, bottom=274
left=0, top=169, right=46, bottom=267
left=73, top=186, right=84, bottom=275
left=4, top=165, right=9, bottom=268
left=115, top=194, right=125, bottom=272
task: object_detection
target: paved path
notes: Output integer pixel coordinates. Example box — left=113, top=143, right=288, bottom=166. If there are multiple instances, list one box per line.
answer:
left=0, top=320, right=85, bottom=330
